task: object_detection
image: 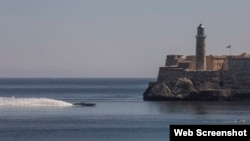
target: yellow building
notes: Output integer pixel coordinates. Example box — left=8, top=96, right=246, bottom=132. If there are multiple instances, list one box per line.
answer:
left=164, top=53, right=250, bottom=71
left=206, top=55, right=226, bottom=71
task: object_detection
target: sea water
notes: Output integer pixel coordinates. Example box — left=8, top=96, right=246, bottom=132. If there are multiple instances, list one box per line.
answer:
left=0, top=78, right=250, bottom=141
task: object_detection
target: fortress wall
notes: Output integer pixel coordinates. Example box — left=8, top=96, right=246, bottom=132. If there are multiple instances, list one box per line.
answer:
left=228, top=58, right=250, bottom=71
left=156, top=58, right=250, bottom=90
left=157, top=67, right=187, bottom=82
left=157, top=67, right=219, bottom=83
left=157, top=68, right=250, bottom=89
left=219, top=70, right=250, bottom=89
left=157, top=67, right=219, bottom=88
left=219, top=58, right=250, bottom=89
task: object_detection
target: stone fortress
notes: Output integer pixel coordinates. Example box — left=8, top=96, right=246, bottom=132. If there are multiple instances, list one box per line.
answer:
left=143, top=24, right=250, bottom=101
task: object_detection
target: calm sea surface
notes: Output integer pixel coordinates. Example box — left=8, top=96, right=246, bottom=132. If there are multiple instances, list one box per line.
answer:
left=0, top=78, right=250, bottom=141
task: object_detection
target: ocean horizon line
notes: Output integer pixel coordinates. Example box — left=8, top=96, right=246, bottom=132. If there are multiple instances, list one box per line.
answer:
left=0, top=77, right=156, bottom=79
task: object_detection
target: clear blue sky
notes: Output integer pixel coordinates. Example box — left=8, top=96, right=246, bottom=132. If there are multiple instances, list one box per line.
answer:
left=0, top=0, right=249, bottom=78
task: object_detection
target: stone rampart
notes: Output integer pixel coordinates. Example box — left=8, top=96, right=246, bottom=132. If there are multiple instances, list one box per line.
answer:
left=227, top=58, right=250, bottom=71
left=157, top=67, right=220, bottom=89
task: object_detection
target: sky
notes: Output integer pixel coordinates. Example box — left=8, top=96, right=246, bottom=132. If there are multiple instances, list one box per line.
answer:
left=0, top=0, right=249, bottom=78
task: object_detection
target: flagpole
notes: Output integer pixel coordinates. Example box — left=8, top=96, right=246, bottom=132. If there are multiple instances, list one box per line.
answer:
left=230, top=47, right=231, bottom=56
left=226, top=45, right=231, bottom=56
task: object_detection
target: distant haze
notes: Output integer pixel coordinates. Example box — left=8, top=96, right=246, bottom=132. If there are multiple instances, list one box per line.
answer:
left=0, top=0, right=249, bottom=78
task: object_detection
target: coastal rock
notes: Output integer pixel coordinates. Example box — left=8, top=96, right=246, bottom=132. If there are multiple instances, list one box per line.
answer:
left=172, top=78, right=197, bottom=95
left=143, top=82, right=172, bottom=100
left=143, top=78, right=198, bottom=100
left=143, top=76, right=250, bottom=101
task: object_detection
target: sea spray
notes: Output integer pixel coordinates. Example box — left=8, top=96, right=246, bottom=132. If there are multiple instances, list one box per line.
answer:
left=0, top=97, right=73, bottom=107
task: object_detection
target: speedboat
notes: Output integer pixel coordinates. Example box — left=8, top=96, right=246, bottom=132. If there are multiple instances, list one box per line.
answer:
left=73, top=102, right=96, bottom=106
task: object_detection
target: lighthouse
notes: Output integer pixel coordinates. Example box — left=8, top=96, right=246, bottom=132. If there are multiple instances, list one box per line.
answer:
left=195, top=24, right=206, bottom=70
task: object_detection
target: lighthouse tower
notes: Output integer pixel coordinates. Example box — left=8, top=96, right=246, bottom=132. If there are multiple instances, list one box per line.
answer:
left=195, top=24, right=206, bottom=70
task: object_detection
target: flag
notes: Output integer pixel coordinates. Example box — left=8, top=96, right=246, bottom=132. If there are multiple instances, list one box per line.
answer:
left=226, top=45, right=231, bottom=48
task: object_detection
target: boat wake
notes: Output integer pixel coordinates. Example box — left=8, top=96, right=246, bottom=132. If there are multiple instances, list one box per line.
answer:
left=0, top=97, right=73, bottom=107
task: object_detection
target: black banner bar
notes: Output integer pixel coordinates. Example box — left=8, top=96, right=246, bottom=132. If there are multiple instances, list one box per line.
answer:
left=170, top=125, right=250, bottom=141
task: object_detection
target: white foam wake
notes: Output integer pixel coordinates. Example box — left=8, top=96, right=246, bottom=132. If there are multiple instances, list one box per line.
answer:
left=0, top=97, right=73, bottom=107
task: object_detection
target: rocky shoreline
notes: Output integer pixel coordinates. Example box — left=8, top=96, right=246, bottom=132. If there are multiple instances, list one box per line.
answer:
left=143, top=77, right=250, bottom=101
